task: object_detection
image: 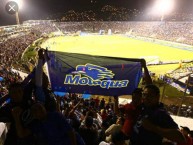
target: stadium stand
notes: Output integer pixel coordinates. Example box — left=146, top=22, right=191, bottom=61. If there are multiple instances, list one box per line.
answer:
left=0, top=20, right=193, bottom=145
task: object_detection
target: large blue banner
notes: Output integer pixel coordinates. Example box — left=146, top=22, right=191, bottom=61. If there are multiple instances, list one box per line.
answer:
left=47, top=51, right=142, bottom=96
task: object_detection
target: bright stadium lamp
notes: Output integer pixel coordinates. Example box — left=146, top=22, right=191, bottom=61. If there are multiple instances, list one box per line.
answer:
left=12, top=0, right=23, bottom=10
left=6, top=0, right=23, bottom=24
left=151, top=0, right=175, bottom=21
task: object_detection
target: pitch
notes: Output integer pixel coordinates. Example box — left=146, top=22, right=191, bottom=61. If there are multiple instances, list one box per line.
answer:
left=41, top=35, right=193, bottom=74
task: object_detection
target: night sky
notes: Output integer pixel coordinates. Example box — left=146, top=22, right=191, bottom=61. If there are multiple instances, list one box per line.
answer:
left=0, top=0, right=192, bottom=26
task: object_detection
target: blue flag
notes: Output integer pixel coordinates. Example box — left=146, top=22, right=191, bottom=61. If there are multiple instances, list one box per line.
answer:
left=47, top=51, right=142, bottom=96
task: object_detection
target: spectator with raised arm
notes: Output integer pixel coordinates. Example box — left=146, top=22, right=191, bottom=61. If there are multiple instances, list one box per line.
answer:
left=121, top=59, right=152, bottom=138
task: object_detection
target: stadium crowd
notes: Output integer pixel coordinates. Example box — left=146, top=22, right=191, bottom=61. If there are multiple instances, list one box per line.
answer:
left=0, top=31, right=40, bottom=110
left=28, top=21, right=193, bottom=45
left=0, top=47, right=192, bottom=145
left=0, top=16, right=193, bottom=145
left=16, top=19, right=193, bottom=46
left=46, top=6, right=193, bottom=22
left=166, top=104, right=193, bottom=118
left=0, top=33, right=39, bottom=68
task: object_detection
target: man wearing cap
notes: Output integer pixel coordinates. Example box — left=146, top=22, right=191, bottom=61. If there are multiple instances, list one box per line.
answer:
left=177, top=126, right=192, bottom=145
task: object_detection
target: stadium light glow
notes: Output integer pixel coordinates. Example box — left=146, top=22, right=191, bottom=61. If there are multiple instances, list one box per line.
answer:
left=12, top=0, right=23, bottom=10
left=150, top=0, right=175, bottom=18
left=7, top=0, right=23, bottom=24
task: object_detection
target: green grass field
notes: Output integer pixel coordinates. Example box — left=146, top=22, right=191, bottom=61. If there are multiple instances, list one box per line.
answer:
left=41, top=35, right=193, bottom=60
left=39, top=34, right=193, bottom=102
left=41, top=35, right=193, bottom=75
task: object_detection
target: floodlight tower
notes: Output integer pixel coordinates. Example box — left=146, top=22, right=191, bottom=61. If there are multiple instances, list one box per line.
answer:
left=151, top=0, right=175, bottom=21
left=13, top=0, right=23, bottom=25
left=16, top=12, right=20, bottom=24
